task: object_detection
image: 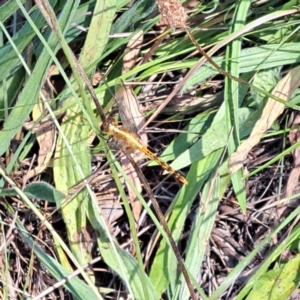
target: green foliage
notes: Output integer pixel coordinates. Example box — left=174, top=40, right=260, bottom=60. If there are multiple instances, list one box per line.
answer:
left=1, top=0, right=300, bottom=299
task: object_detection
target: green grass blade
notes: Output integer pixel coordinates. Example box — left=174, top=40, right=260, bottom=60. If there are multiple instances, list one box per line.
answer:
left=178, top=171, right=222, bottom=299
left=89, top=146, right=156, bottom=299
left=51, top=0, right=115, bottom=273
left=20, top=227, right=101, bottom=299
left=0, top=0, right=58, bottom=82
left=0, top=0, right=68, bottom=157
left=225, top=1, right=251, bottom=211
left=79, top=0, right=116, bottom=72
left=0, top=167, right=103, bottom=299
left=0, top=0, right=26, bottom=23
left=183, top=42, right=300, bottom=92
left=149, top=149, right=222, bottom=298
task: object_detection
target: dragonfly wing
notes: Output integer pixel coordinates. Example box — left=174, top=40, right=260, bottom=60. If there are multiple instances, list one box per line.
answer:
left=115, top=83, right=148, bottom=146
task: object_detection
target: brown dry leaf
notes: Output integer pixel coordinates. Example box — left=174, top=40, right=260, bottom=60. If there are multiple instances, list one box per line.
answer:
left=99, top=198, right=123, bottom=225
left=229, top=66, right=300, bottom=174
left=23, top=76, right=56, bottom=180
left=119, top=30, right=146, bottom=142
left=285, top=113, right=300, bottom=198
left=118, top=30, right=145, bottom=135
left=34, top=73, right=56, bottom=167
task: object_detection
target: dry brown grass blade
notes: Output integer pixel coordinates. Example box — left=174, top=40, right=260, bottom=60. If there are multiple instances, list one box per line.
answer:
left=34, top=74, right=56, bottom=167
left=229, top=65, right=300, bottom=174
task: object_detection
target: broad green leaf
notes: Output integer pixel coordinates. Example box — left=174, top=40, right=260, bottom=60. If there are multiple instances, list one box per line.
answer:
left=24, top=182, right=65, bottom=203
left=170, top=116, right=229, bottom=171
left=156, top=112, right=215, bottom=165
left=80, top=0, right=116, bottom=73
left=87, top=196, right=157, bottom=300
left=0, top=182, right=65, bottom=203
left=247, top=255, right=300, bottom=300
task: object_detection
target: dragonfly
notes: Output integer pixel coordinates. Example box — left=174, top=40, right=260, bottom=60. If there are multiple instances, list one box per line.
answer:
left=101, top=116, right=188, bottom=185
left=100, top=82, right=188, bottom=185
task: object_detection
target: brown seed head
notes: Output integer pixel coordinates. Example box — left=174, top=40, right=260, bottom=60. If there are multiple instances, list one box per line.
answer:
left=157, top=0, right=187, bottom=29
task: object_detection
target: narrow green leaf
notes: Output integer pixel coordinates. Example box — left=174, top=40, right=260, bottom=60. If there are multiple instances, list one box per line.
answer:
left=111, top=0, right=156, bottom=34
left=0, top=0, right=27, bottom=23
left=179, top=171, right=221, bottom=300
left=224, top=1, right=250, bottom=211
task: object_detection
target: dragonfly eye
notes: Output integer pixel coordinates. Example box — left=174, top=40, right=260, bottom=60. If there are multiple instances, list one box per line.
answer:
left=101, top=117, right=118, bottom=134
left=101, top=122, right=109, bottom=133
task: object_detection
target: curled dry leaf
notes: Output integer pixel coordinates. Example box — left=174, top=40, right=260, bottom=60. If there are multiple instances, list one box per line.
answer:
left=34, top=68, right=56, bottom=166
left=229, top=66, right=300, bottom=174
left=122, top=30, right=144, bottom=74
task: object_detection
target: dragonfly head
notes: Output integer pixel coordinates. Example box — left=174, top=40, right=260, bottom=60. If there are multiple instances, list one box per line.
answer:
left=101, top=117, right=118, bottom=134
